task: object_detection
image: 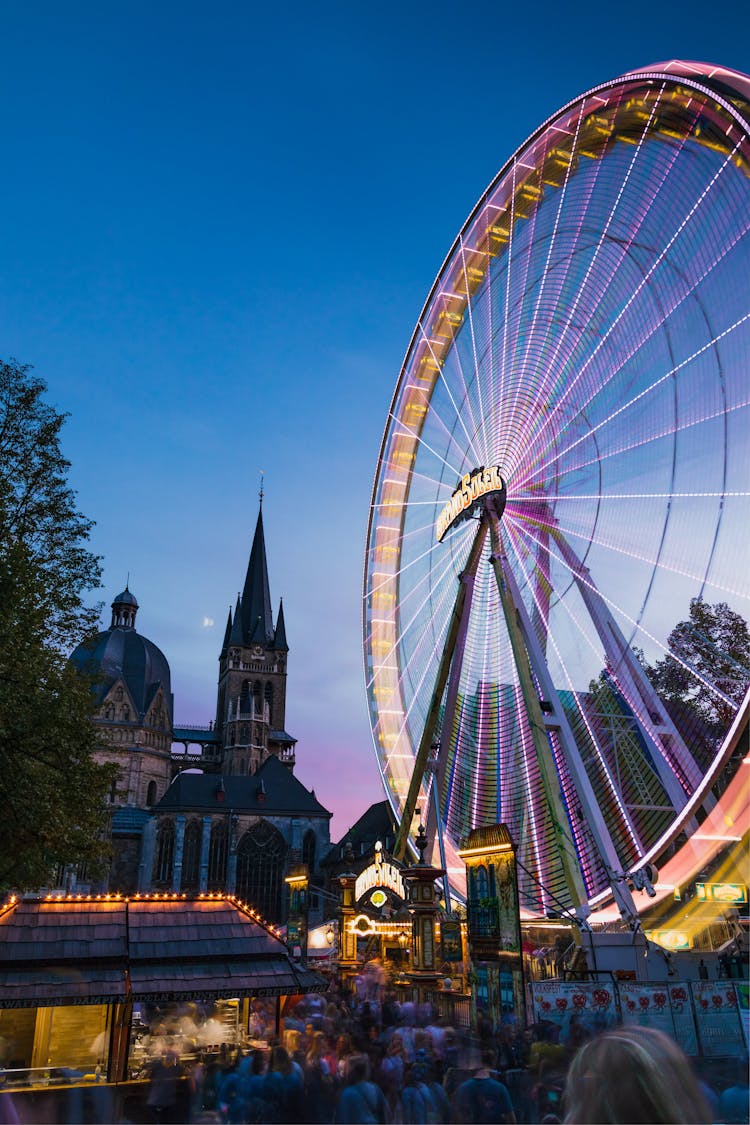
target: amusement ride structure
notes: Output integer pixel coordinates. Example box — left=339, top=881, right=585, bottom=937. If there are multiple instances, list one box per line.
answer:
left=363, top=61, right=750, bottom=929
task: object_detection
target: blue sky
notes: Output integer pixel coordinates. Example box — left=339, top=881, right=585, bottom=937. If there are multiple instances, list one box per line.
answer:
left=1, top=1, right=747, bottom=837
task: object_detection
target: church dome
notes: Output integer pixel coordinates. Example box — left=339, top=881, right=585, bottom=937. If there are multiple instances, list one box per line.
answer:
left=69, top=587, right=173, bottom=722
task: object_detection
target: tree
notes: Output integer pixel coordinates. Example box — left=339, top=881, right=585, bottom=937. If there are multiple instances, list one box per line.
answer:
left=647, top=597, right=750, bottom=731
left=0, top=359, right=115, bottom=891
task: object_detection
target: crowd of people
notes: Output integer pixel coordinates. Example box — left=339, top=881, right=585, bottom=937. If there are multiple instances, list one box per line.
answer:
left=142, top=971, right=749, bottom=1125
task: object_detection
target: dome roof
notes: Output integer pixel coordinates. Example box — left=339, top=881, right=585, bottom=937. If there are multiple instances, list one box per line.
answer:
left=113, top=586, right=138, bottom=608
left=70, top=595, right=173, bottom=723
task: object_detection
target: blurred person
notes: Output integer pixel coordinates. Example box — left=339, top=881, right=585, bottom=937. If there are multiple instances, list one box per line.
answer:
left=453, top=1045, right=516, bottom=1124
left=562, top=1026, right=712, bottom=1124
left=238, top=1049, right=269, bottom=1125
left=305, top=1031, right=336, bottom=1124
left=334, top=1053, right=388, bottom=1124
left=718, top=1059, right=750, bottom=1125
left=264, top=1044, right=304, bottom=1124
left=146, top=1048, right=182, bottom=1125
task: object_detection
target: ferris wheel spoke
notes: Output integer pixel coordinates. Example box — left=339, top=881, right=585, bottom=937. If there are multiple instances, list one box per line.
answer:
left=519, top=309, right=750, bottom=495
left=517, top=223, right=750, bottom=490
left=416, top=321, right=484, bottom=464
left=526, top=140, right=747, bottom=470
left=515, top=514, right=738, bottom=722
left=515, top=391, right=750, bottom=499
left=508, top=105, right=590, bottom=444
left=503, top=519, right=646, bottom=854
left=511, top=496, right=749, bottom=603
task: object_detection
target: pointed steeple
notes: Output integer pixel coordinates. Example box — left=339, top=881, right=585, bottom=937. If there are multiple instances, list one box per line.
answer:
left=240, top=507, right=274, bottom=645
left=220, top=606, right=233, bottom=656
left=274, top=598, right=289, bottom=651
left=229, top=593, right=244, bottom=646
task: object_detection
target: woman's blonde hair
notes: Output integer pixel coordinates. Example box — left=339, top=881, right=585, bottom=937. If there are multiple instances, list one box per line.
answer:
left=563, top=1026, right=711, bottom=1124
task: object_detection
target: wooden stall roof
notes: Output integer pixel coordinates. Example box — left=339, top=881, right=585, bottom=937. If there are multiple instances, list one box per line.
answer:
left=0, top=895, right=326, bottom=1007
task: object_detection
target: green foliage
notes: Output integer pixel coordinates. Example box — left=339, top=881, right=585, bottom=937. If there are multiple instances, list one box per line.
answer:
left=0, top=359, right=115, bottom=892
left=647, top=597, right=750, bottom=730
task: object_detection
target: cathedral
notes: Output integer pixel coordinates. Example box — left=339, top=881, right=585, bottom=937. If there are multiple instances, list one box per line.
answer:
left=69, top=505, right=331, bottom=925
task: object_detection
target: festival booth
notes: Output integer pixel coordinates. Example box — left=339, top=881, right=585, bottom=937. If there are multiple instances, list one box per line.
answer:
left=0, top=892, right=325, bottom=1119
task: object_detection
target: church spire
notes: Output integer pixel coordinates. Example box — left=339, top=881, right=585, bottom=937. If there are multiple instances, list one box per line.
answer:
left=220, top=605, right=233, bottom=656
left=274, top=598, right=288, bottom=651
left=240, top=506, right=274, bottom=645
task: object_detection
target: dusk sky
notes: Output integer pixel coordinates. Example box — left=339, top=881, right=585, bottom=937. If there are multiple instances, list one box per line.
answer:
left=2, top=2, right=747, bottom=838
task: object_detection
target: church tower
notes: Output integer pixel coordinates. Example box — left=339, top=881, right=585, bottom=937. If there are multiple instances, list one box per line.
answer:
left=215, top=504, right=295, bottom=775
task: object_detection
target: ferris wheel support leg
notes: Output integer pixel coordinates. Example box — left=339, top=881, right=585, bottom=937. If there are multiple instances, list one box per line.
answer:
left=393, top=521, right=488, bottom=864
left=486, top=508, right=589, bottom=915
left=487, top=504, right=641, bottom=927
left=552, top=532, right=702, bottom=814
left=425, top=522, right=489, bottom=874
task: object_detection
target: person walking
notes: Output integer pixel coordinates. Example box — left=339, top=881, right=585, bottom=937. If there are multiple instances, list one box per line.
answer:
left=334, top=1054, right=388, bottom=1124
left=452, top=1046, right=516, bottom=1125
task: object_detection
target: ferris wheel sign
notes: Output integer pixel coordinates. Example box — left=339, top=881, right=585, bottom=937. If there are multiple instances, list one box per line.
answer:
left=436, top=466, right=506, bottom=542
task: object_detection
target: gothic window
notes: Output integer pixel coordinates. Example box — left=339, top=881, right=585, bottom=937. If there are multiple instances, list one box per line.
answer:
left=303, top=829, right=318, bottom=908
left=475, top=865, right=489, bottom=900
left=302, top=830, right=316, bottom=876
left=146, top=781, right=157, bottom=806
left=104, top=703, right=114, bottom=720
left=182, top=820, right=201, bottom=890
left=240, top=681, right=251, bottom=714
left=208, top=822, right=228, bottom=889
left=121, top=705, right=130, bottom=721
left=264, top=682, right=273, bottom=719
left=236, top=821, right=287, bottom=922
left=154, top=821, right=175, bottom=884
left=240, top=725, right=249, bottom=744
left=253, top=682, right=262, bottom=714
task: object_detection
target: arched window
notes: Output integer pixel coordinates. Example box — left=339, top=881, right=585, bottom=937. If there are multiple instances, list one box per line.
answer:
left=208, top=822, right=228, bottom=889
left=240, top=725, right=249, bottom=744
left=181, top=820, right=201, bottom=890
left=146, top=781, right=157, bottom=806
left=236, top=821, right=287, bottom=922
left=154, top=821, right=175, bottom=885
left=264, top=682, right=273, bottom=720
left=252, top=681, right=262, bottom=716
left=121, top=705, right=130, bottom=721
left=302, top=829, right=316, bottom=876
left=240, top=681, right=251, bottom=715
left=303, top=829, right=318, bottom=908
left=475, top=865, right=489, bottom=900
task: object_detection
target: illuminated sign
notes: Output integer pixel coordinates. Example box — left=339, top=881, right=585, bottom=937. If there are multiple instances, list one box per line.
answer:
left=436, top=466, right=506, bottom=542
left=355, top=841, right=405, bottom=903
left=696, top=882, right=747, bottom=904
left=645, top=930, right=690, bottom=951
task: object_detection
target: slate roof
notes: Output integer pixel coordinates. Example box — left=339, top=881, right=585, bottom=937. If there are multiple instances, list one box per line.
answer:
left=155, top=754, right=331, bottom=818
left=70, top=627, right=172, bottom=720
left=322, top=800, right=399, bottom=868
left=111, top=806, right=151, bottom=834
left=0, top=896, right=325, bottom=1007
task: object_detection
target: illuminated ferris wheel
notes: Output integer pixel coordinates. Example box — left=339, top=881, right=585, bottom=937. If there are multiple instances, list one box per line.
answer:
left=363, top=61, right=750, bottom=921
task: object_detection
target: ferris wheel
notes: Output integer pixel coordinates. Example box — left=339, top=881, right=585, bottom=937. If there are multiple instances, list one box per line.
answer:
left=363, top=61, right=750, bottom=921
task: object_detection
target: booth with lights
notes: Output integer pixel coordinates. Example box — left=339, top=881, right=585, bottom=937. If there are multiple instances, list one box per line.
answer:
left=0, top=892, right=325, bottom=1098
